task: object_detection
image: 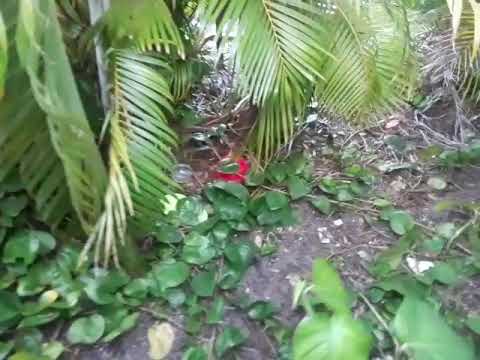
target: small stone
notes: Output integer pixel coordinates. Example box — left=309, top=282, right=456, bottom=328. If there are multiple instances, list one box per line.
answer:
left=333, top=219, right=344, bottom=227
left=406, top=256, right=434, bottom=273
left=357, top=250, right=370, bottom=260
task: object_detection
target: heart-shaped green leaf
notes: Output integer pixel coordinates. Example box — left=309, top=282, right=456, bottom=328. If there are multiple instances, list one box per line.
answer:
left=177, top=198, right=208, bottom=226
left=150, top=261, right=190, bottom=292
left=392, top=297, right=475, bottom=360
left=388, top=211, right=415, bottom=235
left=215, top=326, right=249, bottom=358
left=310, top=196, right=332, bottom=215
left=293, top=314, right=372, bottom=360
left=288, top=176, right=311, bottom=200
left=67, top=314, right=105, bottom=344
left=181, top=233, right=216, bottom=265
left=265, top=192, right=289, bottom=211
left=191, top=271, right=216, bottom=297
left=312, top=260, right=351, bottom=314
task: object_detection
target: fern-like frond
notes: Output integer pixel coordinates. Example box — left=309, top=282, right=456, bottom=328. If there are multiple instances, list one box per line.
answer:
left=82, top=50, right=180, bottom=266
left=16, top=0, right=107, bottom=231
left=201, top=0, right=329, bottom=105
left=250, top=79, right=306, bottom=161
left=316, top=1, right=416, bottom=119
left=0, top=1, right=72, bottom=227
left=0, top=11, right=6, bottom=99
left=106, top=0, right=185, bottom=57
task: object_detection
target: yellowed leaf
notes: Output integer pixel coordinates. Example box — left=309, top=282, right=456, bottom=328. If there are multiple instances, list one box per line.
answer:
left=148, top=322, right=175, bottom=360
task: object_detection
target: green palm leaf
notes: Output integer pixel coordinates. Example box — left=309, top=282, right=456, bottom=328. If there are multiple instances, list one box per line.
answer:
left=316, top=1, right=416, bottom=119
left=15, top=0, right=107, bottom=232
left=250, top=80, right=306, bottom=161
left=106, top=0, right=185, bottom=56
left=82, top=50, right=180, bottom=266
left=201, top=0, right=329, bottom=105
left=0, top=1, right=72, bottom=227
left=0, top=11, right=6, bottom=99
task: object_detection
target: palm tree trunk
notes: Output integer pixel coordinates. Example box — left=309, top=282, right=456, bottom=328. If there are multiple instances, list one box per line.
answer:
left=88, top=0, right=110, bottom=112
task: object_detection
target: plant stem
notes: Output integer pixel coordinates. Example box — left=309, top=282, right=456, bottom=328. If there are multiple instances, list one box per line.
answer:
left=358, top=293, right=403, bottom=360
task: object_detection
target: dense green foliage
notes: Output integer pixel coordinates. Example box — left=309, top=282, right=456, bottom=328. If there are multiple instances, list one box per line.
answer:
left=1, top=1, right=480, bottom=358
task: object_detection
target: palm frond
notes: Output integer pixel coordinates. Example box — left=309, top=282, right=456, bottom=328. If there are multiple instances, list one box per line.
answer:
left=106, top=0, right=185, bottom=56
left=316, top=1, right=416, bottom=120
left=250, top=80, right=306, bottom=161
left=0, top=11, right=6, bottom=99
left=425, top=6, right=480, bottom=102
left=201, top=0, right=329, bottom=105
left=16, top=0, right=107, bottom=232
left=82, top=50, right=180, bottom=267
left=0, top=1, right=72, bottom=227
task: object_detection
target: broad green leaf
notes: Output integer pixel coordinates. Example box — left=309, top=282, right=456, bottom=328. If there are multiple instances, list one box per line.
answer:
left=8, top=351, right=48, bottom=360
left=424, top=262, right=461, bottom=285
left=267, top=163, right=288, bottom=184
left=154, top=224, right=183, bottom=244
left=191, top=271, right=216, bottom=297
left=265, top=192, right=289, bottom=210
left=465, top=315, right=480, bottom=335
left=388, top=211, right=415, bottom=235
left=0, top=341, right=13, bottom=360
left=375, top=275, right=427, bottom=298
left=0, top=290, right=21, bottom=322
left=218, top=265, right=245, bottom=290
left=41, top=341, right=64, bottom=360
left=218, top=161, right=240, bottom=174
left=67, top=314, right=105, bottom=344
left=82, top=270, right=130, bottom=305
left=310, top=196, right=332, bottom=215
left=181, top=233, right=216, bottom=265
left=182, top=346, right=207, bottom=360
left=312, top=260, right=351, bottom=314
left=393, top=297, right=475, bottom=360
left=13, top=328, right=42, bottom=353
left=436, top=223, right=456, bottom=238
left=17, top=311, right=59, bottom=328
left=288, top=176, right=311, bottom=200
left=164, top=288, right=186, bottom=307
left=3, top=231, right=40, bottom=265
left=212, top=222, right=231, bottom=242
left=336, top=189, right=354, bottom=202
left=206, top=297, right=225, bottom=324
left=148, top=323, right=175, bottom=360
left=370, top=230, right=416, bottom=276
left=102, top=312, right=139, bottom=342
left=150, top=261, right=190, bottom=292
left=247, top=301, right=279, bottom=320
left=224, top=241, right=257, bottom=271
left=246, top=172, right=265, bottom=187
left=215, top=326, right=249, bottom=358
left=373, top=198, right=391, bottom=208
left=123, top=278, right=149, bottom=299
left=207, top=182, right=249, bottom=202
left=287, top=152, right=308, bottom=175
left=293, top=314, right=372, bottom=360
left=177, top=198, right=208, bottom=226
left=0, top=195, right=28, bottom=217
left=206, top=186, right=248, bottom=220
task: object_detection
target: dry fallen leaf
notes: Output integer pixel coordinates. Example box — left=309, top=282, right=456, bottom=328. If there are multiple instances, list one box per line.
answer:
left=148, top=322, right=175, bottom=360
